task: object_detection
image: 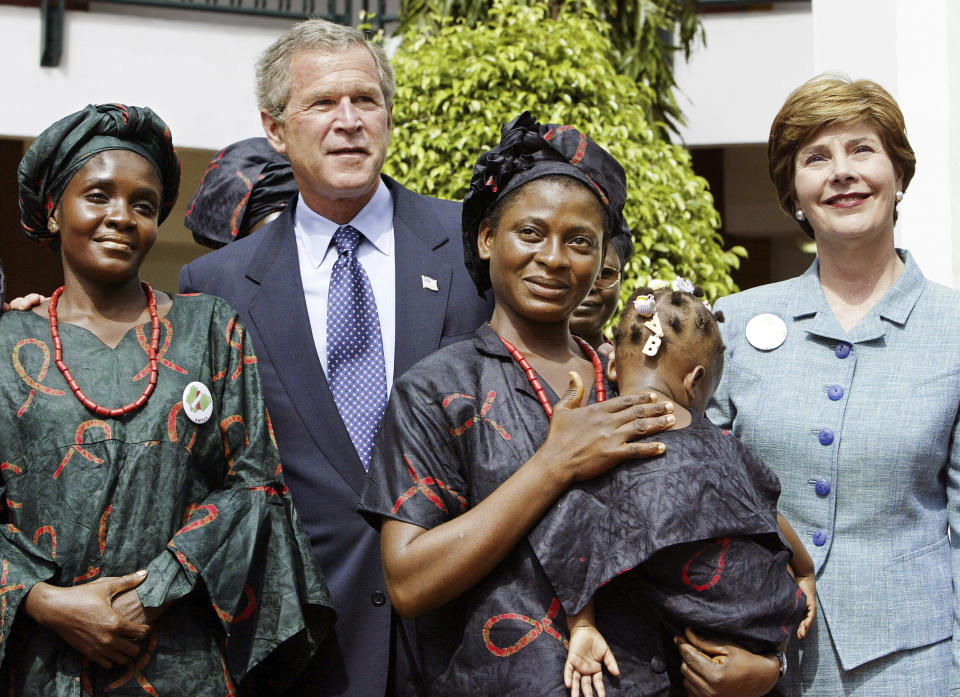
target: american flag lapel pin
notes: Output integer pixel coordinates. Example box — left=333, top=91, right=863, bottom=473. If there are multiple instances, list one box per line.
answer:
left=421, top=275, right=439, bottom=292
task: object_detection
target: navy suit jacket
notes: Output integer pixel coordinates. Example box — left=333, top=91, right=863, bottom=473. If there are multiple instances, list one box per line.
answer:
left=179, top=175, right=493, bottom=697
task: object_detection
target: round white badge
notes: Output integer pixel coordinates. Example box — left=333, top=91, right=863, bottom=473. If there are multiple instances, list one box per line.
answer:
left=745, top=313, right=787, bottom=351
left=182, top=382, right=213, bottom=424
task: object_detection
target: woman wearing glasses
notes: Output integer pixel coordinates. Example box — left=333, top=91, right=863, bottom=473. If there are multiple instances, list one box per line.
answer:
left=569, top=233, right=632, bottom=350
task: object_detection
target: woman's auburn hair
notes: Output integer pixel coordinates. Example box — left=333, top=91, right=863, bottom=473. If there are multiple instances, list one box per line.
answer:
left=767, top=74, right=917, bottom=236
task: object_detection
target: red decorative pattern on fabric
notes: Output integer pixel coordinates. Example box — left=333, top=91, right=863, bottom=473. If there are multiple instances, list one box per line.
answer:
left=80, top=659, right=94, bottom=695
left=441, top=392, right=475, bottom=407
left=780, top=586, right=805, bottom=638
left=0, top=463, right=21, bottom=475
left=391, top=454, right=468, bottom=514
left=109, top=628, right=158, bottom=695
left=229, top=170, right=255, bottom=237
left=482, top=597, right=569, bottom=657
left=570, top=133, right=588, bottom=165
left=213, top=584, right=257, bottom=624
left=98, top=505, right=112, bottom=556
left=4, top=500, right=20, bottom=510
left=33, top=525, right=56, bottom=558
left=172, top=548, right=199, bottom=573
left=682, top=537, right=729, bottom=592
left=54, top=420, right=111, bottom=479
left=73, top=566, right=101, bottom=583
left=13, top=339, right=65, bottom=416
left=182, top=502, right=200, bottom=525
left=0, top=560, right=25, bottom=648
left=445, top=391, right=511, bottom=440
left=582, top=173, right=609, bottom=204
left=134, top=318, right=187, bottom=380
left=265, top=409, right=279, bottom=450
left=175, top=504, right=218, bottom=535
left=184, top=148, right=224, bottom=218
left=167, top=402, right=197, bottom=452
left=112, top=104, right=130, bottom=125
left=220, top=415, right=249, bottom=476
left=219, top=640, right=237, bottom=696
left=542, top=125, right=577, bottom=142
left=247, top=484, right=289, bottom=495
left=225, top=317, right=257, bottom=381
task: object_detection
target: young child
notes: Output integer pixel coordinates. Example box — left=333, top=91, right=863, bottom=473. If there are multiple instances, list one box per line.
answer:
left=527, top=281, right=816, bottom=697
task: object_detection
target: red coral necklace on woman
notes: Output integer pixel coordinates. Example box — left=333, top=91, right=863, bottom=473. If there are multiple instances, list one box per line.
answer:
left=48, top=281, right=160, bottom=417
left=499, top=334, right=606, bottom=418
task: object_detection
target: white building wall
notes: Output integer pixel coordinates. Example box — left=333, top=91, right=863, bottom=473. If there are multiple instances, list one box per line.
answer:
left=0, top=4, right=296, bottom=149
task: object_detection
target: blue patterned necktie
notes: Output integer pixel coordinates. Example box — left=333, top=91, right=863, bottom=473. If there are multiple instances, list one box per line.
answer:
left=327, top=224, right=388, bottom=471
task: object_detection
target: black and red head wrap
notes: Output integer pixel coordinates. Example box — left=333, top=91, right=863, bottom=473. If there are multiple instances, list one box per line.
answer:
left=462, top=111, right=628, bottom=294
left=184, top=137, right=297, bottom=249
left=17, top=104, right=181, bottom=249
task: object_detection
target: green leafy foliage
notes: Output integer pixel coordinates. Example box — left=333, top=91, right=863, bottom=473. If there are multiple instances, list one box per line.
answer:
left=397, top=0, right=703, bottom=138
left=385, top=0, right=744, bottom=320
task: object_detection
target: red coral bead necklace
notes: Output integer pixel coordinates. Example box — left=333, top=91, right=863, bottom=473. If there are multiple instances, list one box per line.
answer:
left=499, top=334, right=606, bottom=418
left=48, top=281, right=159, bottom=417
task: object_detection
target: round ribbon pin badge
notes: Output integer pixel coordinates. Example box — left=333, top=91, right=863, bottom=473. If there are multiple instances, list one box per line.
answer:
left=745, top=313, right=787, bottom=351
left=182, top=382, right=213, bottom=425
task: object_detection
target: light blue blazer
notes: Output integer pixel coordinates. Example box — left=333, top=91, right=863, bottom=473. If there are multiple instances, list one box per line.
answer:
left=706, top=251, right=960, bottom=687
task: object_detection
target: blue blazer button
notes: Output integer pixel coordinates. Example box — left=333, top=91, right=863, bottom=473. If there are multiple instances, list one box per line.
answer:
left=835, top=342, right=852, bottom=358
left=818, top=428, right=834, bottom=445
left=815, top=478, right=831, bottom=496
left=828, top=385, right=844, bottom=401
left=813, top=531, right=827, bottom=546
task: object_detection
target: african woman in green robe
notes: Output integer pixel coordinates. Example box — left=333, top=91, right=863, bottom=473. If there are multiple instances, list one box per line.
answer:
left=0, top=104, right=333, bottom=696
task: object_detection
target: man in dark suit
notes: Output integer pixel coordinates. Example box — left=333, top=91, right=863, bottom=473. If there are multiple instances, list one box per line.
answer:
left=180, top=19, right=491, bottom=697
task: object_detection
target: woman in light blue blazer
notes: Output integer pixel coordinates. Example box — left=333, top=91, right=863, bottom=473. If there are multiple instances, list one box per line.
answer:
left=708, top=75, right=960, bottom=696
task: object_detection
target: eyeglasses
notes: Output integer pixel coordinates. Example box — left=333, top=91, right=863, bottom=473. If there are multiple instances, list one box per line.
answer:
left=593, top=265, right=621, bottom=290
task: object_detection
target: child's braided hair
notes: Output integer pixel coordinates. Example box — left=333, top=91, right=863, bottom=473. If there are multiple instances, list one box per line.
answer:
left=615, top=283, right=725, bottom=375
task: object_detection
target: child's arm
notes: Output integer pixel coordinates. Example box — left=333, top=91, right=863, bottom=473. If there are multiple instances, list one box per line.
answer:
left=564, top=599, right=620, bottom=697
left=777, top=513, right=816, bottom=639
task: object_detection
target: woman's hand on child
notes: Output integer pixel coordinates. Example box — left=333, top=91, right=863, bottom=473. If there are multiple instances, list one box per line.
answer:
left=540, top=372, right=675, bottom=487
left=2, top=293, right=46, bottom=313
left=564, top=624, right=620, bottom=697
left=795, top=574, right=816, bottom=639
left=674, top=628, right=780, bottom=697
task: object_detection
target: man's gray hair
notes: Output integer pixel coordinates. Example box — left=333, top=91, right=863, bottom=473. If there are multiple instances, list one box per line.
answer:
left=256, top=19, right=396, bottom=122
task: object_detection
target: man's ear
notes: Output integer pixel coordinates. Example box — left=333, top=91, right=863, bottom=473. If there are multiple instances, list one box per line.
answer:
left=261, top=110, right=287, bottom=154
left=682, top=365, right=706, bottom=403
left=477, top=220, right=495, bottom=261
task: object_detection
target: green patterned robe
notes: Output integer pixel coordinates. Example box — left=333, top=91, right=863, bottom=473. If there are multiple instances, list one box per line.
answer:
left=0, top=293, right=333, bottom=696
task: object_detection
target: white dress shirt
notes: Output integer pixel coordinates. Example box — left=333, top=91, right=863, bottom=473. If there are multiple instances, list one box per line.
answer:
left=294, top=180, right=396, bottom=390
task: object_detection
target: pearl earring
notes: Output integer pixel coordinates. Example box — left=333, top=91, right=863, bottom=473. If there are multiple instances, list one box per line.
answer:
left=47, top=218, right=58, bottom=232
left=895, top=190, right=904, bottom=203
left=795, top=210, right=805, bottom=221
